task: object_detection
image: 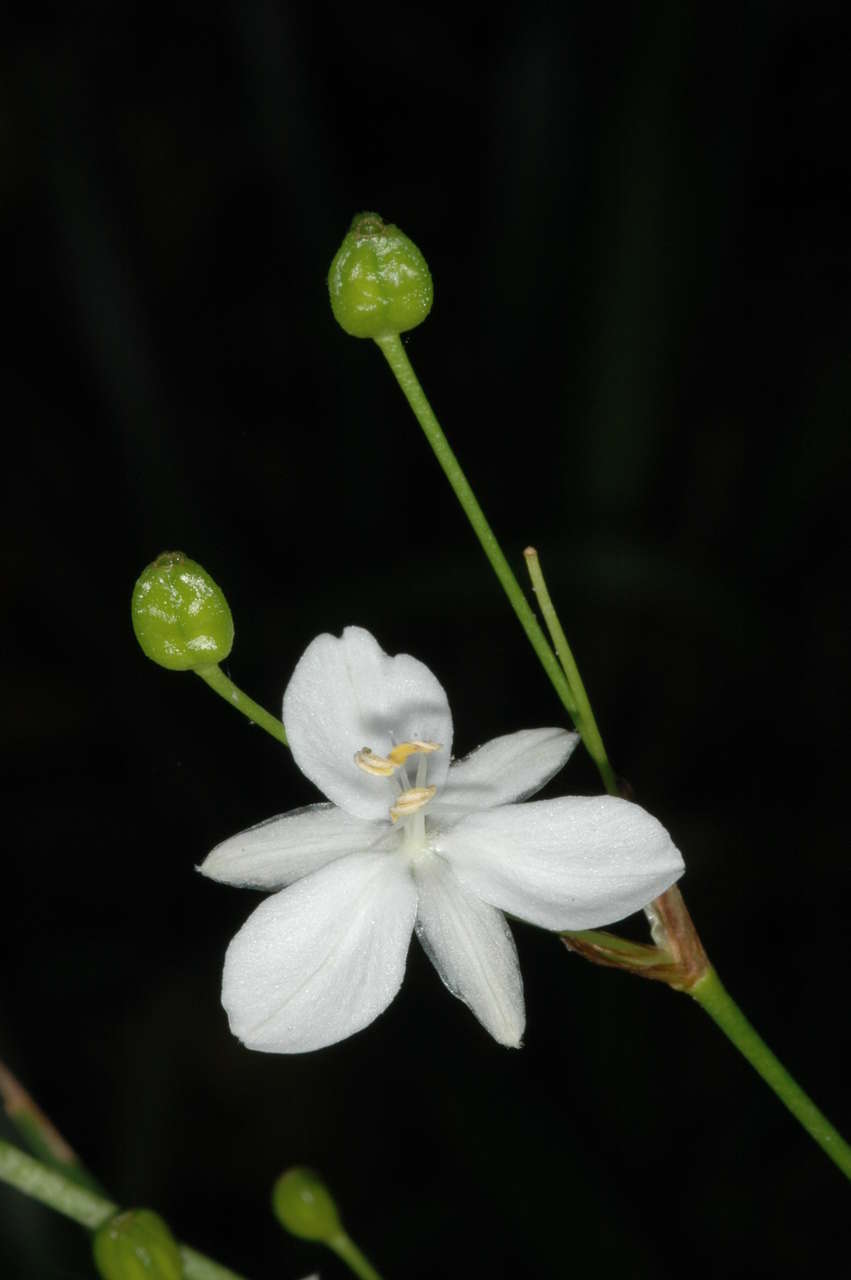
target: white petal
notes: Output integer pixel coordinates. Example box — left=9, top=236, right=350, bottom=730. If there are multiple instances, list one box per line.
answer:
left=198, top=803, right=386, bottom=889
left=438, top=796, right=684, bottom=931
left=433, top=728, right=579, bottom=819
left=283, top=627, right=453, bottom=821
left=413, top=853, right=525, bottom=1048
left=221, top=851, right=418, bottom=1053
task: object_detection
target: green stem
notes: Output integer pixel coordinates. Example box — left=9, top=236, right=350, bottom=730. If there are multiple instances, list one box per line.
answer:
left=374, top=333, right=577, bottom=726
left=0, top=1137, right=116, bottom=1228
left=181, top=1246, right=252, bottom=1280
left=195, top=663, right=288, bottom=747
left=0, top=1139, right=252, bottom=1278
left=0, top=1059, right=105, bottom=1195
left=373, top=329, right=850, bottom=1184
left=522, top=547, right=618, bottom=795
left=690, top=969, right=851, bottom=1180
left=330, top=1229, right=385, bottom=1280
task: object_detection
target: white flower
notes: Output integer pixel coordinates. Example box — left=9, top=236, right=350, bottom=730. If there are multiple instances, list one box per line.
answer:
left=200, top=627, right=683, bottom=1053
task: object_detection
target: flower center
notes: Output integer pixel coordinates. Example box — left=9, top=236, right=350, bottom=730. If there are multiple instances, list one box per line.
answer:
left=354, top=739, right=441, bottom=835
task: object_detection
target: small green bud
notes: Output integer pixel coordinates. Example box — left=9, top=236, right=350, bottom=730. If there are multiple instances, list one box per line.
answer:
left=92, top=1209, right=182, bottom=1280
left=271, top=1166, right=343, bottom=1242
left=328, top=212, right=433, bottom=339
left=131, top=552, right=233, bottom=671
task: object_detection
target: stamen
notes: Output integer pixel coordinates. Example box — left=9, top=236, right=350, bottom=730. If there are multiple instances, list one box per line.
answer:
left=390, top=785, right=437, bottom=823
left=354, top=741, right=442, bottom=776
left=388, top=740, right=441, bottom=766
left=353, top=748, right=397, bottom=776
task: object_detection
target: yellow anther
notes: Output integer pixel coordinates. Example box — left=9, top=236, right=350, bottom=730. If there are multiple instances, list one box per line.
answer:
left=388, top=740, right=442, bottom=766
left=353, top=748, right=397, bottom=776
left=354, top=740, right=442, bottom=776
left=389, top=785, right=437, bottom=823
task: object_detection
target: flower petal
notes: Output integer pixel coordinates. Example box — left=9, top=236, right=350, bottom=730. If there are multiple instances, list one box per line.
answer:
left=438, top=796, right=684, bottom=930
left=283, top=627, right=453, bottom=821
left=221, top=851, right=418, bottom=1053
left=433, top=728, right=579, bottom=819
left=413, top=852, right=525, bottom=1048
left=198, top=803, right=386, bottom=889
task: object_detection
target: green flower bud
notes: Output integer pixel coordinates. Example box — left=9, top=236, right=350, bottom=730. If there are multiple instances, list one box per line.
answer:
left=271, top=1166, right=343, bottom=1242
left=131, top=552, right=233, bottom=671
left=92, top=1209, right=182, bottom=1280
left=328, top=212, right=433, bottom=339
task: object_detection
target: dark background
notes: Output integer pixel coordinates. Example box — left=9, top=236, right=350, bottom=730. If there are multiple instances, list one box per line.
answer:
left=2, top=3, right=849, bottom=1277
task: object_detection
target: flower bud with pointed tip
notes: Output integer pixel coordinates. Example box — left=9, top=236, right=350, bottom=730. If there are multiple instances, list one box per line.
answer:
left=92, top=1209, right=182, bottom=1280
left=328, top=212, right=433, bottom=339
left=131, top=552, right=233, bottom=671
left=272, top=1167, right=343, bottom=1242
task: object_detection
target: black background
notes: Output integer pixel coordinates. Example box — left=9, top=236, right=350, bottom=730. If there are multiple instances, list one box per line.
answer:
left=2, top=4, right=849, bottom=1277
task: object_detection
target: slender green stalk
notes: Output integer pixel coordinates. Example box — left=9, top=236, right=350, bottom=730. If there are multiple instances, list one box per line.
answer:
left=330, top=1229, right=384, bottom=1280
left=372, top=327, right=851, bottom=1182
left=195, top=663, right=288, bottom=747
left=0, top=1059, right=104, bottom=1194
left=374, top=333, right=577, bottom=724
left=523, top=547, right=618, bottom=794
left=0, top=1139, right=252, bottom=1278
left=690, top=970, right=851, bottom=1179
left=0, top=1137, right=116, bottom=1228
left=181, top=1246, right=252, bottom=1280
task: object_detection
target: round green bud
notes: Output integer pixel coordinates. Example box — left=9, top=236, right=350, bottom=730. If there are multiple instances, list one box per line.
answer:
left=271, top=1166, right=343, bottom=1242
left=328, top=212, right=433, bottom=339
left=131, top=552, right=233, bottom=671
left=92, top=1209, right=182, bottom=1280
